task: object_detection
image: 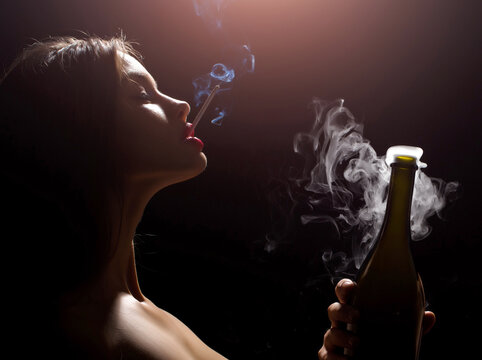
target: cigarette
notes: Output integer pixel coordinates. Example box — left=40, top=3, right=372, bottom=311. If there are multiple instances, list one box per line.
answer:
left=189, top=84, right=221, bottom=136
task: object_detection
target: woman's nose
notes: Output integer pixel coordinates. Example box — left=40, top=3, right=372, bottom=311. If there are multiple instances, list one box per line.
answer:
left=161, top=94, right=190, bottom=121
left=176, top=100, right=190, bottom=121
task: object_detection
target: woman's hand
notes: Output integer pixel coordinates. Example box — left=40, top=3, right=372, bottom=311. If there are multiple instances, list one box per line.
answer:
left=318, top=279, right=437, bottom=360
left=318, top=279, right=359, bottom=360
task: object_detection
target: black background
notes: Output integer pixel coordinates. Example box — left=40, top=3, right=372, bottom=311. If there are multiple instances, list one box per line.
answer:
left=1, top=1, right=481, bottom=359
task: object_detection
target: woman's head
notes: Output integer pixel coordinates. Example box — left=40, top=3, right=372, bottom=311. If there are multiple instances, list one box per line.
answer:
left=0, top=35, right=206, bottom=293
left=1, top=35, right=205, bottom=198
left=115, top=51, right=207, bottom=186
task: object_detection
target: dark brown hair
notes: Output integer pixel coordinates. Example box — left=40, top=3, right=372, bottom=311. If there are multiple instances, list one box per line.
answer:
left=0, top=35, right=139, bottom=296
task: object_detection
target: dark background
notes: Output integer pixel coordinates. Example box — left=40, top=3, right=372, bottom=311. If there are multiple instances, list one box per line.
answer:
left=1, top=0, right=480, bottom=359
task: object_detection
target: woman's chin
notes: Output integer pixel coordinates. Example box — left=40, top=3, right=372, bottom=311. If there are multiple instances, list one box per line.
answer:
left=198, top=152, right=207, bottom=170
left=187, top=152, right=207, bottom=178
left=129, top=152, right=208, bottom=190
left=169, top=153, right=207, bottom=184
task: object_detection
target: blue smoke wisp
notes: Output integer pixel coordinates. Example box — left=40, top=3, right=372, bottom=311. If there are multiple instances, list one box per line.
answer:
left=191, top=0, right=255, bottom=127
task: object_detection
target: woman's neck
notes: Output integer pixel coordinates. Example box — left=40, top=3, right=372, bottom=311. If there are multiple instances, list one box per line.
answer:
left=100, top=183, right=154, bottom=303
left=63, top=184, right=155, bottom=306
left=63, top=173, right=178, bottom=307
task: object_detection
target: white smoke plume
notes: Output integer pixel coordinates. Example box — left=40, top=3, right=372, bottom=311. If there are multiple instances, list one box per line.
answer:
left=292, top=98, right=460, bottom=272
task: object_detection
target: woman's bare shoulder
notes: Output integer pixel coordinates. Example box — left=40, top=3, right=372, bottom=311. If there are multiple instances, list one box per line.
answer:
left=111, top=293, right=228, bottom=360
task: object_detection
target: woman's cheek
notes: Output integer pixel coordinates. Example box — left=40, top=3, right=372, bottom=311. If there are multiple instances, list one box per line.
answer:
left=143, top=103, right=168, bottom=122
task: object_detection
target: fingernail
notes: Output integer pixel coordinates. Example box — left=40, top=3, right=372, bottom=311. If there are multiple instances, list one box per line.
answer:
left=344, top=348, right=354, bottom=356
left=347, top=323, right=358, bottom=334
left=341, top=279, right=352, bottom=287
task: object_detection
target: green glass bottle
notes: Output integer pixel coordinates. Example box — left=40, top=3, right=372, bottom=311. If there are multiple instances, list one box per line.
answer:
left=350, top=146, right=426, bottom=360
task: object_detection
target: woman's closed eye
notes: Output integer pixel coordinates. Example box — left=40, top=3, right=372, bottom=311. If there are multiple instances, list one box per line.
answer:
left=139, top=89, right=152, bottom=102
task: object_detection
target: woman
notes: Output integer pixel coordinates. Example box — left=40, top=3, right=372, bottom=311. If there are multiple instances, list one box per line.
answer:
left=0, top=36, right=434, bottom=359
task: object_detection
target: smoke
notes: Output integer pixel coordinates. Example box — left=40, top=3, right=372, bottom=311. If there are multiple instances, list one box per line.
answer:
left=192, top=1, right=255, bottom=126
left=284, top=98, right=460, bottom=277
left=192, top=0, right=234, bottom=31
left=192, top=45, right=255, bottom=125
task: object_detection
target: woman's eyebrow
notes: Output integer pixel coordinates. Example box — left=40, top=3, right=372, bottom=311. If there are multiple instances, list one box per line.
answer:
left=127, top=72, right=158, bottom=90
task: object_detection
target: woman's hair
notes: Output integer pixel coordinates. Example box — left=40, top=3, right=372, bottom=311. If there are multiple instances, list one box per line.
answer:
left=0, top=35, right=139, bottom=298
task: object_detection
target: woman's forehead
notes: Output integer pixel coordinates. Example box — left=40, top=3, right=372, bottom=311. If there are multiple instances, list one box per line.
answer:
left=120, top=52, right=155, bottom=85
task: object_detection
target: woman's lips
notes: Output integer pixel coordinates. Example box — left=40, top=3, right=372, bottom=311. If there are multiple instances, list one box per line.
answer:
left=184, top=136, right=204, bottom=150
left=183, top=123, right=204, bottom=150
left=183, top=123, right=194, bottom=138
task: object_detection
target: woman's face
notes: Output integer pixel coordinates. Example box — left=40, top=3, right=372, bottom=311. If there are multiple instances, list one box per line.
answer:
left=116, top=53, right=207, bottom=186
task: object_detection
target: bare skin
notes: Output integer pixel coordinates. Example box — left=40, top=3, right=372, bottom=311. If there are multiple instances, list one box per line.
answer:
left=60, top=53, right=226, bottom=359
left=318, top=279, right=436, bottom=360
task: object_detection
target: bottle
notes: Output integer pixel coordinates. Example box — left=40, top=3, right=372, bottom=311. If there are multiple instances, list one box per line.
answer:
left=350, top=146, right=426, bottom=360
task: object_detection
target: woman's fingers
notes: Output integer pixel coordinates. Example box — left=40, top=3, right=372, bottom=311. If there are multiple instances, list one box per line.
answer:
left=319, top=279, right=360, bottom=360
left=422, top=311, right=436, bottom=335
left=335, top=279, right=357, bottom=304
left=327, top=302, right=360, bottom=327
left=323, top=278, right=435, bottom=360
left=323, top=327, right=359, bottom=353
left=318, top=346, right=348, bottom=360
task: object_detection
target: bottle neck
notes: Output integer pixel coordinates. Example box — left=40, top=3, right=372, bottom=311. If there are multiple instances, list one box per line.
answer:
left=381, top=164, right=417, bottom=241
